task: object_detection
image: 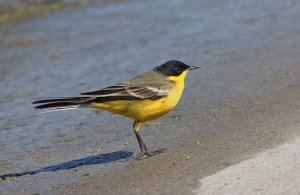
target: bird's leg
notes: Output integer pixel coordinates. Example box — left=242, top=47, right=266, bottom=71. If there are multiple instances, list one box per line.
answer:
left=133, top=121, right=166, bottom=159
left=134, top=130, right=149, bottom=152
left=133, top=121, right=147, bottom=152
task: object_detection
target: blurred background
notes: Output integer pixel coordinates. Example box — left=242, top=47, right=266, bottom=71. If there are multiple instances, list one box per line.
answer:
left=0, top=0, right=300, bottom=194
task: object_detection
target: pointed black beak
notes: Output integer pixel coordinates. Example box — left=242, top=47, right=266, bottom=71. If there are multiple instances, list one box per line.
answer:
left=188, top=66, right=200, bottom=71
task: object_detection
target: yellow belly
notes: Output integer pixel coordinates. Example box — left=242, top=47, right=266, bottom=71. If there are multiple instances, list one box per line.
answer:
left=89, top=82, right=184, bottom=122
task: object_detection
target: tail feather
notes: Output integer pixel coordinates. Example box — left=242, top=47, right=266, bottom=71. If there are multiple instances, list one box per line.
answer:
left=33, top=97, right=93, bottom=113
left=35, top=102, right=81, bottom=109
left=33, top=97, right=88, bottom=104
left=37, top=105, right=80, bottom=113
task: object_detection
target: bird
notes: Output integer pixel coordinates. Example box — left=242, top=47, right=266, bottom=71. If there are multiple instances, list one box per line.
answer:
left=33, top=60, right=199, bottom=158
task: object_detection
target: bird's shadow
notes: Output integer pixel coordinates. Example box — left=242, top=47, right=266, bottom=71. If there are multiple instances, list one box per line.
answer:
left=0, top=150, right=133, bottom=180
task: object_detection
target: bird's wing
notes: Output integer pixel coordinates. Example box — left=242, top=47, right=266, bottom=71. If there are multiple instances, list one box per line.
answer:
left=80, top=83, right=168, bottom=102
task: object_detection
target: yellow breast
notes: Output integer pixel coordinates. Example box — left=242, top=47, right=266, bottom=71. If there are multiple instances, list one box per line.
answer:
left=90, top=71, right=187, bottom=122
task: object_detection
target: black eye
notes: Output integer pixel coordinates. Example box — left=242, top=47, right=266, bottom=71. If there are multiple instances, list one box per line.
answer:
left=175, top=67, right=181, bottom=73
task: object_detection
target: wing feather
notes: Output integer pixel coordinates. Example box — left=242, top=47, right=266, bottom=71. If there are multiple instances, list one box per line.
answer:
left=81, top=83, right=168, bottom=102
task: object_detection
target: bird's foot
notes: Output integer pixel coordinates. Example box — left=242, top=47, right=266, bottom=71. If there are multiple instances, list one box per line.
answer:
left=135, top=148, right=166, bottom=160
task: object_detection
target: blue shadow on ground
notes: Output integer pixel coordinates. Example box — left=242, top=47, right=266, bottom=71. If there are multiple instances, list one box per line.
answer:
left=0, top=150, right=133, bottom=180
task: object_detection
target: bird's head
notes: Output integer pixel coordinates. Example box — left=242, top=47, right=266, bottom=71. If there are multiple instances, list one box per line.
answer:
left=154, top=60, right=199, bottom=79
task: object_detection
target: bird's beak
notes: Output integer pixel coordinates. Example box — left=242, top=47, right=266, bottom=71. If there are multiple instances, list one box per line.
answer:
left=188, top=66, right=200, bottom=71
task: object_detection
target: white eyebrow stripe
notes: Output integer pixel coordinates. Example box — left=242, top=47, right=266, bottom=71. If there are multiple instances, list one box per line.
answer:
left=146, top=87, right=168, bottom=95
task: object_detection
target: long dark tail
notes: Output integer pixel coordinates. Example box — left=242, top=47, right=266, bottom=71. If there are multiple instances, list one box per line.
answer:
left=33, top=97, right=93, bottom=112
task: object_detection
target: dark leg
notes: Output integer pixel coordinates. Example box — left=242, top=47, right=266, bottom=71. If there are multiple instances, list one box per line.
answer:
left=133, top=121, right=166, bottom=159
left=134, top=130, right=149, bottom=152
left=133, top=121, right=147, bottom=152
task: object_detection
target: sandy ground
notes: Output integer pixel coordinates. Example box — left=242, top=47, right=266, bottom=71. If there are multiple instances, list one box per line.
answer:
left=0, top=0, right=300, bottom=194
left=194, top=134, right=300, bottom=195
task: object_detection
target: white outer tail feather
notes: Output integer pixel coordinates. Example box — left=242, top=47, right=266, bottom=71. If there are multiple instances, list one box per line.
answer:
left=37, top=105, right=80, bottom=114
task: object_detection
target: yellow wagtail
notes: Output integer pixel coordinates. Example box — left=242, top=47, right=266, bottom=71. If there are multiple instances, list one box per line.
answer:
left=33, top=60, right=199, bottom=158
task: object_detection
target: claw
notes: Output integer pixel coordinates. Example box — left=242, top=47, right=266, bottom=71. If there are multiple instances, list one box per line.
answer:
left=135, top=148, right=166, bottom=160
